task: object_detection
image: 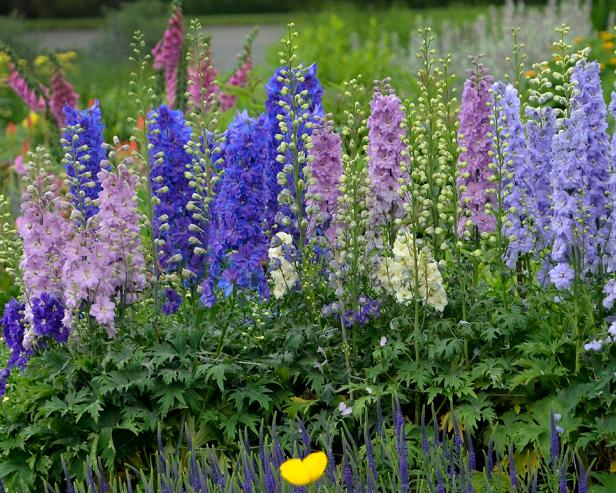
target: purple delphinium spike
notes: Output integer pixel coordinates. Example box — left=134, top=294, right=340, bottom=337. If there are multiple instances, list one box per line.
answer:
left=96, top=458, right=109, bottom=493
left=559, top=458, right=567, bottom=493
left=187, top=432, right=202, bottom=492
left=271, top=421, right=284, bottom=468
left=508, top=445, right=518, bottom=490
left=210, top=111, right=271, bottom=300
left=457, top=60, right=495, bottom=235
left=162, top=288, right=182, bottom=315
left=525, top=106, right=555, bottom=250
left=491, top=82, right=533, bottom=267
left=148, top=105, right=196, bottom=275
left=549, top=60, right=611, bottom=284
left=394, top=399, right=410, bottom=491
left=62, top=101, right=108, bottom=222
left=367, top=80, right=406, bottom=239
left=0, top=299, right=32, bottom=394
left=85, top=463, right=96, bottom=493
left=264, top=63, right=324, bottom=235
left=326, top=441, right=336, bottom=484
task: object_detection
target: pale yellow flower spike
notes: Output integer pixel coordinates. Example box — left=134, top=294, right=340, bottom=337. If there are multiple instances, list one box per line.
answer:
left=280, top=451, right=327, bottom=486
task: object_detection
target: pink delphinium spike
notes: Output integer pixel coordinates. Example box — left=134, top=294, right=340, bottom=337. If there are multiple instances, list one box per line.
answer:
left=7, top=62, right=47, bottom=113
left=152, top=4, right=184, bottom=108
left=306, top=122, right=343, bottom=245
left=187, top=47, right=219, bottom=110
left=49, top=65, right=78, bottom=127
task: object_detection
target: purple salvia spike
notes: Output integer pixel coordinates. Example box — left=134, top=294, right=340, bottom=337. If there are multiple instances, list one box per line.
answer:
left=298, top=419, right=311, bottom=457
left=550, top=411, right=560, bottom=468
left=96, top=457, right=109, bottom=493
left=487, top=438, right=494, bottom=475
left=61, top=457, right=75, bottom=493
left=326, top=441, right=336, bottom=484
left=577, top=456, right=587, bottom=493
left=364, top=424, right=377, bottom=493
left=343, top=451, right=354, bottom=492
left=271, top=421, right=284, bottom=467
left=465, top=428, right=476, bottom=471
left=394, top=399, right=410, bottom=491
left=86, top=464, right=96, bottom=493
left=508, top=445, right=518, bottom=490
left=559, top=457, right=568, bottom=493
left=421, top=407, right=429, bottom=454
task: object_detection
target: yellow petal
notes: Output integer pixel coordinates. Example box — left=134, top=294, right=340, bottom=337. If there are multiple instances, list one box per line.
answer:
left=303, top=451, right=327, bottom=482
left=280, top=458, right=311, bottom=486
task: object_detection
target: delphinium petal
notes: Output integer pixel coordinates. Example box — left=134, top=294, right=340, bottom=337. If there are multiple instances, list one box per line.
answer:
left=457, top=62, right=495, bottom=235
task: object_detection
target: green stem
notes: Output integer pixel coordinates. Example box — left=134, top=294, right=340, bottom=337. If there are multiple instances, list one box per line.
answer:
left=215, top=290, right=236, bottom=359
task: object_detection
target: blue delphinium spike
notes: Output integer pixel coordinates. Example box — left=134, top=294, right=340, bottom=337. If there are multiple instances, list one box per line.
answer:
left=271, top=420, right=284, bottom=467
left=559, top=456, right=567, bottom=493
left=298, top=418, right=311, bottom=457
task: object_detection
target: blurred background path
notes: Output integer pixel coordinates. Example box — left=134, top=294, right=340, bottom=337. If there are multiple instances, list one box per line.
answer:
left=24, top=25, right=284, bottom=71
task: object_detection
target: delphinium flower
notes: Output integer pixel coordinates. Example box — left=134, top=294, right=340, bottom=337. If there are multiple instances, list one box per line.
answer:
left=49, top=59, right=79, bottom=127
left=148, top=104, right=195, bottom=274
left=524, top=105, right=556, bottom=251
left=366, top=79, right=405, bottom=248
left=62, top=156, right=145, bottom=336
left=377, top=229, right=447, bottom=312
left=264, top=25, right=324, bottom=239
left=18, top=147, right=68, bottom=344
left=549, top=59, right=611, bottom=287
left=62, top=101, right=108, bottom=223
left=219, top=28, right=257, bottom=111
left=305, top=120, right=343, bottom=245
left=490, top=81, right=533, bottom=268
left=457, top=59, right=495, bottom=236
left=0, top=299, right=30, bottom=394
left=30, top=292, right=68, bottom=343
left=210, top=111, right=270, bottom=299
left=268, top=232, right=299, bottom=299
left=152, top=2, right=184, bottom=108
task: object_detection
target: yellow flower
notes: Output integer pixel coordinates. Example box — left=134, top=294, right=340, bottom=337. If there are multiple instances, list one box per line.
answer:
left=34, top=55, right=49, bottom=66
left=600, top=31, right=615, bottom=41
left=22, top=111, right=40, bottom=129
left=602, top=41, right=615, bottom=50
left=280, top=451, right=327, bottom=486
left=600, top=63, right=606, bottom=71
left=573, top=35, right=584, bottom=44
left=610, top=57, right=616, bottom=66
left=56, top=51, right=77, bottom=65
left=523, top=69, right=536, bottom=79
left=0, top=52, right=10, bottom=66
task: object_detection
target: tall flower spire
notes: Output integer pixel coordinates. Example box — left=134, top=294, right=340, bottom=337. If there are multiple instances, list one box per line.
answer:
left=306, top=121, right=343, bottom=245
left=7, top=62, right=47, bottom=113
left=148, top=104, right=195, bottom=274
left=210, top=111, right=270, bottom=299
left=62, top=101, right=108, bottom=223
left=457, top=60, right=495, bottom=236
left=152, top=3, right=184, bottom=108
left=549, top=59, right=611, bottom=287
left=367, top=79, right=405, bottom=245
left=49, top=61, right=78, bottom=127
